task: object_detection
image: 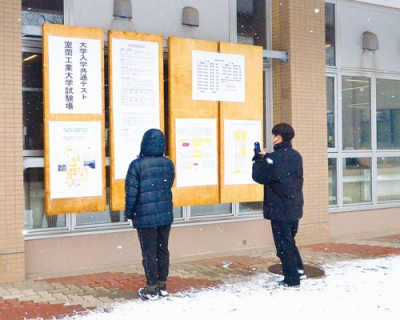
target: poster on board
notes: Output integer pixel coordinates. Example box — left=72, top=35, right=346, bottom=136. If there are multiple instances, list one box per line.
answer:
left=111, top=38, right=161, bottom=179
left=43, top=24, right=106, bottom=214
left=48, top=121, right=103, bottom=199
left=192, top=50, right=245, bottom=102
left=48, top=36, right=102, bottom=114
left=224, top=120, right=262, bottom=185
left=175, top=118, right=218, bottom=187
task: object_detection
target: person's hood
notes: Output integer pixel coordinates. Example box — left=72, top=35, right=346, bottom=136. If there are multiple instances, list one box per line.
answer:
left=139, top=129, right=166, bottom=157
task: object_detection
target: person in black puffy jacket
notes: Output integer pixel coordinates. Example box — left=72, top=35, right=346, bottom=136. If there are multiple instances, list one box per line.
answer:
left=125, top=128, right=175, bottom=300
left=252, top=123, right=305, bottom=288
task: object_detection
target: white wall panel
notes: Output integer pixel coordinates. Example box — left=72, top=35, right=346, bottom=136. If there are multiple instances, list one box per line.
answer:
left=339, top=2, right=400, bottom=72
left=69, top=0, right=231, bottom=42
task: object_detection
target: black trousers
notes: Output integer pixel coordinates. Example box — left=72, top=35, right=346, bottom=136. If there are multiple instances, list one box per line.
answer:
left=137, top=225, right=171, bottom=287
left=271, top=220, right=304, bottom=286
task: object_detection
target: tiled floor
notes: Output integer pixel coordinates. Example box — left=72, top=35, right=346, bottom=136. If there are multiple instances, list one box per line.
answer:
left=1, top=234, right=399, bottom=319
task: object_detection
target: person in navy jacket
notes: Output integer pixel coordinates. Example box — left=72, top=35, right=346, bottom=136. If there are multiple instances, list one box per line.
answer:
left=252, top=123, right=305, bottom=287
left=125, top=128, right=175, bottom=299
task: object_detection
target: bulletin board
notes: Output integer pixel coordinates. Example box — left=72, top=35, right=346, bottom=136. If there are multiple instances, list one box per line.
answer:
left=43, top=24, right=106, bottom=215
left=219, top=42, right=264, bottom=203
left=108, top=31, right=164, bottom=211
left=168, top=37, right=220, bottom=206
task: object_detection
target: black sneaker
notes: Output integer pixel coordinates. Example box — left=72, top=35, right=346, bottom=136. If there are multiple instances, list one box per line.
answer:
left=138, top=286, right=159, bottom=301
left=276, top=280, right=300, bottom=290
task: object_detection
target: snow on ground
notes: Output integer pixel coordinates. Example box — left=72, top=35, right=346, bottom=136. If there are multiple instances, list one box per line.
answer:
left=60, top=256, right=400, bottom=320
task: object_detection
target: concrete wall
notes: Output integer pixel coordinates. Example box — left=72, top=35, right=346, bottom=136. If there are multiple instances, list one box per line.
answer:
left=330, top=207, right=400, bottom=239
left=0, top=0, right=25, bottom=284
left=339, top=1, right=400, bottom=72
left=352, top=0, right=400, bottom=9
left=25, top=219, right=274, bottom=275
left=68, top=0, right=232, bottom=43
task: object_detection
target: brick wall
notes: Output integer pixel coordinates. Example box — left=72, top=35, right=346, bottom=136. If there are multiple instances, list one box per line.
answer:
left=272, top=0, right=330, bottom=245
left=0, top=0, right=25, bottom=284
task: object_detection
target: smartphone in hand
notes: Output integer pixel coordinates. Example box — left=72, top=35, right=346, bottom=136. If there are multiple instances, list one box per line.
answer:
left=254, top=142, right=261, bottom=153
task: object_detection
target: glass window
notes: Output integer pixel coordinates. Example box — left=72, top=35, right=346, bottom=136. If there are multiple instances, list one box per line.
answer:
left=22, top=0, right=63, bottom=26
left=237, top=0, right=266, bottom=48
left=377, top=157, right=400, bottom=202
left=76, top=209, right=124, bottom=226
left=23, top=91, right=44, bottom=150
left=342, top=76, right=371, bottom=150
left=24, top=168, right=66, bottom=229
left=173, top=207, right=183, bottom=219
left=190, top=204, right=232, bottom=218
left=327, top=76, right=335, bottom=148
left=239, top=201, right=262, bottom=213
left=328, top=158, right=337, bottom=206
left=76, top=187, right=125, bottom=226
left=23, top=52, right=43, bottom=88
left=325, top=3, right=335, bottom=66
left=376, top=79, right=400, bottom=149
left=23, top=52, right=44, bottom=151
left=343, top=157, right=371, bottom=204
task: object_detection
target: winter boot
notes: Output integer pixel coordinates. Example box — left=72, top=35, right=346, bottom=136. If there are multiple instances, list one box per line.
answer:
left=138, top=285, right=158, bottom=301
left=157, top=280, right=169, bottom=297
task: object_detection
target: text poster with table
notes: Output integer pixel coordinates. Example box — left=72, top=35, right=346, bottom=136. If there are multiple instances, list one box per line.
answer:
left=192, top=50, right=245, bottom=102
left=111, top=38, right=160, bottom=180
left=108, top=31, right=164, bottom=210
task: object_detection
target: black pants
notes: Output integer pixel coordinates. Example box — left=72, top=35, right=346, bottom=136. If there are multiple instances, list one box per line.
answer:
left=137, top=225, right=171, bottom=287
left=271, top=220, right=304, bottom=286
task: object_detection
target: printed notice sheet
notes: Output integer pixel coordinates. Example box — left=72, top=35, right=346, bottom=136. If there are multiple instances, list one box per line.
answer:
left=48, top=36, right=102, bottom=114
left=176, top=118, right=218, bottom=187
left=49, top=121, right=103, bottom=199
left=224, top=120, right=262, bottom=185
left=111, top=38, right=160, bottom=179
left=192, top=50, right=245, bottom=102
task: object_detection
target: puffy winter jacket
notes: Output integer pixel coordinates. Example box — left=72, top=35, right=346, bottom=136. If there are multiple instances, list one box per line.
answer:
left=124, top=129, right=175, bottom=229
left=252, top=141, right=303, bottom=222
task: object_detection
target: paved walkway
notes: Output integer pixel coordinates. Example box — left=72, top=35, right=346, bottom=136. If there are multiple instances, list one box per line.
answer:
left=1, top=234, right=400, bottom=319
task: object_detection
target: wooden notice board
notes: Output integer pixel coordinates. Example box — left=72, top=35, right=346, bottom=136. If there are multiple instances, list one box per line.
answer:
left=108, top=31, right=164, bottom=211
left=43, top=24, right=106, bottom=215
left=168, top=37, right=219, bottom=206
left=219, top=42, right=264, bottom=203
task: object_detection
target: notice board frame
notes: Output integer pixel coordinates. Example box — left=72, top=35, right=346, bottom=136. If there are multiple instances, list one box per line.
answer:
left=43, top=24, right=106, bottom=215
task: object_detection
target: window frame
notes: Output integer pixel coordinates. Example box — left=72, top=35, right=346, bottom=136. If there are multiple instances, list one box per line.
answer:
left=327, top=73, right=338, bottom=152
left=325, top=1, right=336, bottom=67
left=328, top=69, right=400, bottom=213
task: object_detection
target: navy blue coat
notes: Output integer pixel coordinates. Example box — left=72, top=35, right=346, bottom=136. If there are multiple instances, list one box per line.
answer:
left=252, top=141, right=303, bottom=222
left=124, top=129, right=175, bottom=229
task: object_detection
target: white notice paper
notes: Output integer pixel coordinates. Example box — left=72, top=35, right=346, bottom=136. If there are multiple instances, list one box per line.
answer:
left=192, top=50, right=245, bottom=102
left=176, top=118, right=218, bottom=187
left=224, top=120, right=262, bottom=185
left=48, top=36, right=102, bottom=114
left=49, top=121, right=103, bottom=199
left=111, top=38, right=161, bottom=179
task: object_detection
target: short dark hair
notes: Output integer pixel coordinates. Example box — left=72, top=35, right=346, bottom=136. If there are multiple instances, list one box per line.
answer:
left=272, top=123, right=295, bottom=141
